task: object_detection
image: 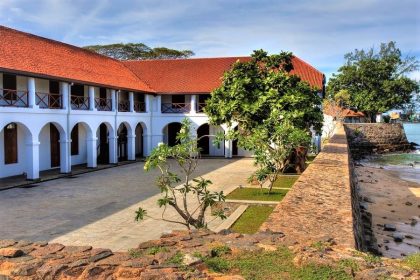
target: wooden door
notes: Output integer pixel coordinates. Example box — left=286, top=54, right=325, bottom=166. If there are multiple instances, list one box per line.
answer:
left=197, top=124, right=210, bottom=155
left=4, top=123, right=18, bottom=164
left=50, top=124, right=60, bottom=168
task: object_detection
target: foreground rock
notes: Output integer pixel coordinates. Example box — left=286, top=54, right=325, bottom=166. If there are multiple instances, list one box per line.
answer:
left=0, top=229, right=418, bottom=279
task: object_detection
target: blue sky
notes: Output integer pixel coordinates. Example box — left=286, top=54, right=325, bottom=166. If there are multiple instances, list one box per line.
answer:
left=0, top=0, right=419, bottom=80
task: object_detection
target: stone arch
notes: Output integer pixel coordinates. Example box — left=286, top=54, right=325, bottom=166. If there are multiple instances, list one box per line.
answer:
left=69, top=122, right=93, bottom=167
left=162, top=122, right=182, bottom=147
left=0, top=122, right=35, bottom=179
left=37, top=122, right=66, bottom=171
left=135, top=122, right=148, bottom=158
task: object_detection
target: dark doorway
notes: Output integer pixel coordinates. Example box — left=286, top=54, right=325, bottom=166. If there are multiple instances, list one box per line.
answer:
left=4, top=123, right=18, bottom=164
left=135, top=124, right=144, bottom=158
left=167, top=123, right=181, bottom=147
left=97, top=124, right=109, bottom=164
left=232, top=126, right=238, bottom=156
left=197, top=124, right=210, bottom=155
left=50, top=124, right=60, bottom=168
left=118, top=125, right=128, bottom=161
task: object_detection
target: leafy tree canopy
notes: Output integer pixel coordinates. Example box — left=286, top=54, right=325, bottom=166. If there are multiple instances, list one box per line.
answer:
left=327, top=41, right=419, bottom=120
left=83, top=43, right=194, bottom=60
left=205, top=50, right=323, bottom=191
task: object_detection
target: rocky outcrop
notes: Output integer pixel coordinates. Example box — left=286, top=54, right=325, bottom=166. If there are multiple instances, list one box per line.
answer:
left=0, top=230, right=284, bottom=280
left=344, top=123, right=411, bottom=158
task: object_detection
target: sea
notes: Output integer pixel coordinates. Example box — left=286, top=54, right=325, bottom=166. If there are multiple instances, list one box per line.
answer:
left=362, top=123, right=420, bottom=184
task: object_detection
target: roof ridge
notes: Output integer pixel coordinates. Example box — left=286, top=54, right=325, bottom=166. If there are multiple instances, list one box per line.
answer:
left=123, top=56, right=249, bottom=63
left=120, top=62, right=156, bottom=92
left=0, top=25, right=122, bottom=63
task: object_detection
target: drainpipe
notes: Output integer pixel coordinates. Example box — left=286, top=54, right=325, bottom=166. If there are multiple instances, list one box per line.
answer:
left=67, top=83, right=72, bottom=173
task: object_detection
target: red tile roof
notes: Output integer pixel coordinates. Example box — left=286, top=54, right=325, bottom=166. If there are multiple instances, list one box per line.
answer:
left=0, top=26, right=153, bottom=92
left=324, top=104, right=365, bottom=118
left=123, top=56, right=324, bottom=94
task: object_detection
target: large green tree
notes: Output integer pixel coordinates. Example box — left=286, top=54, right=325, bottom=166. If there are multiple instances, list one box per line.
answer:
left=205, top=50, right=323, bottom=192
left=84, top=43, right=194, bottom=60
left=327, top=41, right=419, bottom=121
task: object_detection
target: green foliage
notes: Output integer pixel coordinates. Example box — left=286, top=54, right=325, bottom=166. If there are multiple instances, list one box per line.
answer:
left=327, top=41, right=419, bottom=120
left=146, top=246, right=170, bottom=255
left=402, top=253, right=420, bottom=271
left=137, top=118, right=226, bottom=229
left=210, top=245, right=231, bottom=257
left=205, top=257, right=231, bottom=272
left=226, top=188, right=288, bottom=201
left=206, top=50, right=323, bottom=193
left=83, top=43, right=194, bottom=60
left=230, top=205, right=274, bottom=234
left=128, top=249, right=143, bottom=258
left=165, top=251, right=184, bottom=265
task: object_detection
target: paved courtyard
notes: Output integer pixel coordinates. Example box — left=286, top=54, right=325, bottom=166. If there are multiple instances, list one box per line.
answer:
left=0, top=158, right=255, bottom=251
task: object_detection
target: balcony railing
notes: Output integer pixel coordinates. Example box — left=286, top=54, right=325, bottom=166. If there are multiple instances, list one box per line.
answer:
left=197, top=103, right=206, bottom=113
left=0, top=89, right=29, bottom=107
left=70, top=95, right=89, bottom=110
left=95, top=97, right=112, bottom=111
left=36, top=92, right=62, bottom=109
left=134, top=101, right=146, bottom=113
left=118, top=100, right=130, bottom=112
left=161, top=103, right=191, bottom=113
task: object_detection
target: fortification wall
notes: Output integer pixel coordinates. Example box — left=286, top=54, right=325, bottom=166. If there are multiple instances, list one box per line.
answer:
left=344, top=123, right=411, bottom=158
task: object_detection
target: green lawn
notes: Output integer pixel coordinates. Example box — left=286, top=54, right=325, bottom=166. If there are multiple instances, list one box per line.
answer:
left=205, top=246, right=353, bottom=280
left=226, top=188, right=289, bottom=201
left=272, top=175, right=299, bottom=189
left=230, top=205, right=274, bottom=234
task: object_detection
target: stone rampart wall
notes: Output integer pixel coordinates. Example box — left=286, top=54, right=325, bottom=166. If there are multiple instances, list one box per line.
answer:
left=261, top=127, right=364, bottom=249
left=344, top=123, right=410, bottom=158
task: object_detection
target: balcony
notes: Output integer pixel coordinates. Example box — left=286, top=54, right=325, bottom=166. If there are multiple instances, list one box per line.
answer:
left=118, top=100, right=130, bottom=112
left=197, top=103, right=206, bottom=113
left=134, top=101, right=146, bottom=113
left=70, top=95, right=89, bottom=110
left=161, top=103, right=191, bottom=113
left=95, top=97, right=112, bottom=111
left=36, top=92, right=62, bottom=109
left=0, top=89, right=29, bottom=107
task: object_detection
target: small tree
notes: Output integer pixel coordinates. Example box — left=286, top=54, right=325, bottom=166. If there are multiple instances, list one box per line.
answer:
left=135, top=119, right=226, bottom=229
left=327, top=41, right=419, bottom=122
left=205, top=50, right=323, bottom=193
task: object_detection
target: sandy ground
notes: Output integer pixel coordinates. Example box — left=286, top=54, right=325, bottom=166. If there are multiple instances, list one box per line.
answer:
left=355, top=165, right=420, bottom=258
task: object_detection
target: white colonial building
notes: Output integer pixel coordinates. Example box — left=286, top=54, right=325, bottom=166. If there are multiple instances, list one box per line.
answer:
left=0, top=26, right=325, bottom=181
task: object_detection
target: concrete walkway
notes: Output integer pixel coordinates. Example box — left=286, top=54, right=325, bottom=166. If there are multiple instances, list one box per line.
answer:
left=0, top=158, right=255, bottom=251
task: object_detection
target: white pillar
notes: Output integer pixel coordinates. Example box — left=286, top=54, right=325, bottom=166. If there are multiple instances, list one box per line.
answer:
left=224, top=140, right=231, bottom=158
left=190, top=95, right=197, bottom=114
left=26, top=140, right=40, bottom=180
left=157, top=95, right=162, bottom=114
left=59, top=139, right=71, bottom=173
left=86, top=137, right=98, bottom=168
left=108, top=135, right=118, bottom=164
left=144, top=134, right=152, bottom=156
left=27, top=77, right=37, bottom=109
left=60, top=82, right=69, bottom=109
left=111, top=89, right=116, bottom=111
left=88, top=86, right=96, bottom=111
left=129, top=92, right=134, bottom=112
left=145, top=94, right=150, bottom=113
left=127, top=135, right=136, bottom=160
